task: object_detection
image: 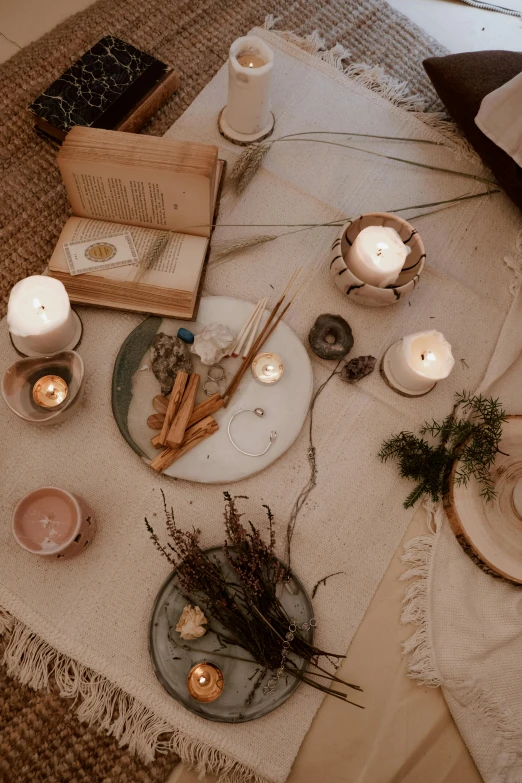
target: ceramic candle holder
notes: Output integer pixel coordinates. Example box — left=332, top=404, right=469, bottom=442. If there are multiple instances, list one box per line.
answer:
left=330, top=213, right=425, bottom=307
left=1, top=350, right=85, bottom=425
left=12, top=487, right=96, bottom=559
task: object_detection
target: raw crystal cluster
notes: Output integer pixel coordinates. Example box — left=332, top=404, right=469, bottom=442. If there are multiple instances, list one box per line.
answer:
left=150, top=332, right=192, bottom=395
left=191, top=323, right=236, bottom=365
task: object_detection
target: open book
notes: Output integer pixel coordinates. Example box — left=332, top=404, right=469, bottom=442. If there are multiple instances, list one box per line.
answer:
left=48, top=126, right=224, bottom=319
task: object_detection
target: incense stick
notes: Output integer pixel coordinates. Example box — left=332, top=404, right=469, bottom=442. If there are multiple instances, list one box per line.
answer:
left=242, top=297, right=267, bottom=359
left=227, top=298, right=263, bottom=358
left=233, top=298, right=264, bottom=358
left=223, top=268, right=307, bottom=406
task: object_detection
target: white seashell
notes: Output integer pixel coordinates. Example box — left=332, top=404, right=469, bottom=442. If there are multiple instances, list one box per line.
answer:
left=175, top=604, right=208, bottom=640
left=191, top=323, right=236, bottom=365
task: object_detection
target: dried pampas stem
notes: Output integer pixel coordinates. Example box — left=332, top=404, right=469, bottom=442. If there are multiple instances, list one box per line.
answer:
left=230, top=131, right=497, bottom=194
left=135, top=232, right=170, bottom=282
left=210, top=234, right=279, bottom=265
left=230, top=142, right=272, bottom=193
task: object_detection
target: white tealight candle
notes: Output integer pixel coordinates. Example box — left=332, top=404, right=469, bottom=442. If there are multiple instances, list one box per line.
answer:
left=220, top=35, right=274, bottom=141
left=383, top=330, right=455, bottom=395
left=347, top=226, right=411, bottom=288
left=7, top=276, right=77, bottom=355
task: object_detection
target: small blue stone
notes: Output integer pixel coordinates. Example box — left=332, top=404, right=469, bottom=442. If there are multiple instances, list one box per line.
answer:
left=177, top=328, right=194, bottom=344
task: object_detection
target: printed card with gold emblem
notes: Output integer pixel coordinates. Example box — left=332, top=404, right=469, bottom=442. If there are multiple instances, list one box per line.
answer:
left=63, top=232, right=139, bottom=275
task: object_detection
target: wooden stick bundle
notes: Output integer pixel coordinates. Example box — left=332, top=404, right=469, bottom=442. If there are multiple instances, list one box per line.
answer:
left=157, top=370, right=188, bottom=446
left=166, top=373, right=200, bottom=448
left=150, top=415, right=219, bottom=473
left=151, top=392, right=224, bottom=448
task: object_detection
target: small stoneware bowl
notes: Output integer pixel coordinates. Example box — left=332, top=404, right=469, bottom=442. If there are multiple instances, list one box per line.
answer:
left=329, top=213, right=426, bottom=306
left=12, top=487, right=96, bottom=559
left=1, top=350, right=84, bottom=425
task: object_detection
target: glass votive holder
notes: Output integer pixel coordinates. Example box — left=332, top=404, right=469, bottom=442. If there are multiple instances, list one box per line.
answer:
left=1, top=350, right=84, bottom=425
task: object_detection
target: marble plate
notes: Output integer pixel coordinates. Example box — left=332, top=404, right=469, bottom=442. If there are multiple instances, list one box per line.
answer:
left=112, top=296, right=313, bottom=483
left=149, top=546, right=313, bottom=722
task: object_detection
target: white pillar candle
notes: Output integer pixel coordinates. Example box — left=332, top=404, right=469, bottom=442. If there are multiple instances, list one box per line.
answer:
left=223, top=36, right=274, bottom=137
left=386, top=331, right=455, bottom=393
left=347, top=226, right=411, bottom=288
left=7, top=276, right=76, bottom=355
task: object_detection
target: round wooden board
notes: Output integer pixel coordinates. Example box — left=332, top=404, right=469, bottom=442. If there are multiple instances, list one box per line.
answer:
left=445, top=415, right=522, bottom=584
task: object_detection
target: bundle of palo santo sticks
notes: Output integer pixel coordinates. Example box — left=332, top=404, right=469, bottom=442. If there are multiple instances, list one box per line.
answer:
left=147, top=267, right=307, bottom=472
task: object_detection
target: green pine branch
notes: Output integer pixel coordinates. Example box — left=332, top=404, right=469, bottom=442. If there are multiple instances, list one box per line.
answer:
left=379, top=391, right=507, bottom=509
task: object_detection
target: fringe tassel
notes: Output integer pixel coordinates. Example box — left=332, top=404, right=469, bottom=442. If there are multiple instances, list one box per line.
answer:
left=446, top=680, right=522, bottom=783
left=399, top=501, right=443, bottom=687
left=0, top=613, right=269, bottom=782
left=262, top=17, right=480, bottom=161
left=0, top=606, right=13, bottom=634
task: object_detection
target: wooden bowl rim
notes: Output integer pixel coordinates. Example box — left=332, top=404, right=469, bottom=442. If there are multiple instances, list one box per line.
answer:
left=445, top=414, right=522, bottom=584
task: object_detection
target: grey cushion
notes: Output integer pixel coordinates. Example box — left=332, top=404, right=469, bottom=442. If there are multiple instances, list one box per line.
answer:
left=424, top=51, right=522, bottom=210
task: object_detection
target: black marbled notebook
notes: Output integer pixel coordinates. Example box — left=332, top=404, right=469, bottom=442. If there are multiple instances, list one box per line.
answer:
left=29, top=36, right=168, bottom=138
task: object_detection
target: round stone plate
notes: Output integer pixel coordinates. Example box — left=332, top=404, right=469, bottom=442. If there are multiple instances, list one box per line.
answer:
left=112, top=296, right=313, bottom=483
left=149, top=546, right=313, bottom=722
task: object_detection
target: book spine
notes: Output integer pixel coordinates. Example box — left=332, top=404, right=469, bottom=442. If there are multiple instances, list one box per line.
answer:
left=116, top=69, right=180, bottom=134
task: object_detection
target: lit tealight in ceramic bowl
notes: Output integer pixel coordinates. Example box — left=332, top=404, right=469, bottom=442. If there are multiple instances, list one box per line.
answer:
left=252, top=352, right=284, bottom=385
left=12, top=487, right=96, bottom=559
left=2, top=350, right=84, bottom=425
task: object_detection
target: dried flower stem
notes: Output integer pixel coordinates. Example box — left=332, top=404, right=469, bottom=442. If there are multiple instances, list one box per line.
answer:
left=209, top=189, right=499, bottom=266
left=146, top=492, right=362, bottom=705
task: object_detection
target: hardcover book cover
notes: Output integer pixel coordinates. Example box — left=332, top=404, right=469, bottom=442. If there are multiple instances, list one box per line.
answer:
left=28, top=36, right=168, bottom=136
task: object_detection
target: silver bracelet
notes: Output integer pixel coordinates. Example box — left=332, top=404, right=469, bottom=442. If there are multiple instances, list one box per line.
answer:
left=227, top=408, right=277, bottom=457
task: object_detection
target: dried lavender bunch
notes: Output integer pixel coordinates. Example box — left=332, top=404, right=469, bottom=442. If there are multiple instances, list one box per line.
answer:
left=146, top=492, right=362, bottom=706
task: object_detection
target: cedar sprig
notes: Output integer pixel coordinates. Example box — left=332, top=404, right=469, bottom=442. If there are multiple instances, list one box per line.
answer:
left=379, top=391, right=507, bottom=508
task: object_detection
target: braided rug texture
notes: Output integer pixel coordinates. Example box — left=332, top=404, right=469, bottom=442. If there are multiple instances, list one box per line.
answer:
left=0, top=0, right=446, bottom=319
left=0, top=642, right=175, bottom=783
left=0, top=0, right=444, bottom=781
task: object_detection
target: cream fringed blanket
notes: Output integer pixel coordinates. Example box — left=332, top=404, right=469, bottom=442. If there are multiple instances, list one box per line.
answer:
left=0, top=28, right=521, bottom=783
left=402, top=236, right=522, bottom=783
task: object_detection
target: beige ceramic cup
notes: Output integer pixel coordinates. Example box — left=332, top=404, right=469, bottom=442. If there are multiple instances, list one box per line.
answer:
left=12, top=487, right=96, bottom=559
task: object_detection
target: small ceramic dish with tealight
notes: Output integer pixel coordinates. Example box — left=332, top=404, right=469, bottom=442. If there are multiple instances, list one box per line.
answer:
left=329, top=212, right=426, bottom=306
left=1, top=350, right=85, bottom=425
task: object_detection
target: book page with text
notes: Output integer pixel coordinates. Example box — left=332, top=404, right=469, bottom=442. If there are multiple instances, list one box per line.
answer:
left=58, top=159, right=213, bottom=238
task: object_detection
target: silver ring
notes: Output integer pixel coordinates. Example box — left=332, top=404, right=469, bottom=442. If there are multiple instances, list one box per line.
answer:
left=203, top=378, right=220, bottom=396
left=208, top=364, right=226, bottom=382
left=227, top=408, right=277, bottom=457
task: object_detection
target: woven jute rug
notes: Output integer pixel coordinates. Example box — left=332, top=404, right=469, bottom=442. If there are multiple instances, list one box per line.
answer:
left=0, top=1, right=445, bottom=781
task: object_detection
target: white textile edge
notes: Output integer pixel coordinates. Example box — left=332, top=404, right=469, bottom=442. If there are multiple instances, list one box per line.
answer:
left=400, top=503, right=522, bottom=783
left=399, top=500, right=443, bottom=688
left=0, top=17, right=495, bottom=783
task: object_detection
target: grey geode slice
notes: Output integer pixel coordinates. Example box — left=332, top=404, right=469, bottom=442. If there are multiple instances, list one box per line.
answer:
left=308, top=314, right=354, bottom=360
left=151, top=332, right=192, bottom=395
left=340, top=355, right=376, bottom=383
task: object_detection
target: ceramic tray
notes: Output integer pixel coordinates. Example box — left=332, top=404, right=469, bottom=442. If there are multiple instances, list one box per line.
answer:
left=149, top=546, right=314, bottom=722
left=112, top=296, right=313, bottom=483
